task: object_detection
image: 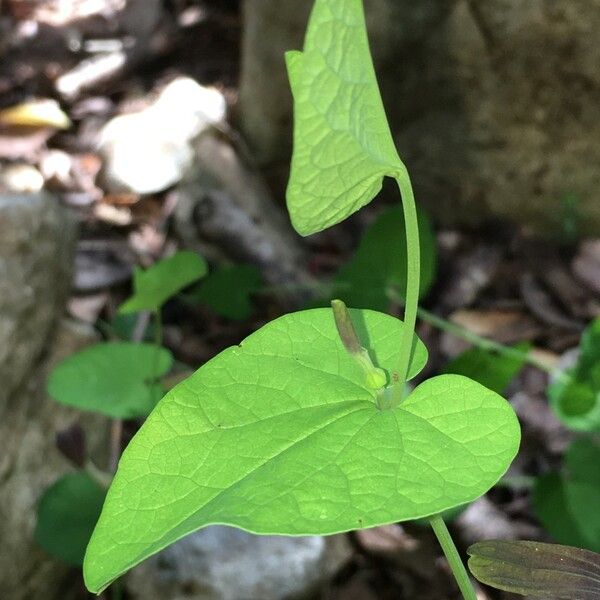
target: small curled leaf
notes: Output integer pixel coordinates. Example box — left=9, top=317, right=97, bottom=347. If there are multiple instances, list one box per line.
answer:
left=331, top=299, right=387, bottom=389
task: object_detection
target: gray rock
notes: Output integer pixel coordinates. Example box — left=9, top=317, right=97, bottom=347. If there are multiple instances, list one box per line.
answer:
left=126, top=526, right=351, bottom=600
left=0, top=190, right=107, bottom=598
left=238, top=0, right=600, bottom=234
left=0, top=163, right=44, bottom=193
left=0, top=319, right=107, bottom=600
left=396, top=0, right=600, bottom=235
left=0, top=192, right=76, bottom=404
left=174, top=131, right=313, bottom=306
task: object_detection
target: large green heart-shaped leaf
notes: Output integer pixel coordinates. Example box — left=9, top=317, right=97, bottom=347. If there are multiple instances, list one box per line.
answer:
left=119, top=251, right=207, bottom=314
left=84, top=308, right=519, bottom=592
left=48, top=342, right=173, bottom=418
left=286, top=0, right=404, bottom=235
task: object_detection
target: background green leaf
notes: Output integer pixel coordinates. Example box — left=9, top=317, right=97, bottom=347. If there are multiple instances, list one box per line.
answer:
left=443, top=342, right=531, bottom=395
left=533, top=438, right=600, bottom=553
left=35, top=473, right=106, bottom=567
left=84, top=309, right=519, bottom=593
left=330, top=206, right=437, bottom=311
left=188, top=265, right=262, bottom=321
left=533, top=473, right=593, bottom=551
left=119, top=251, right=208, bottom=314
left=47, top=342, right=173, bottom=418
left=549, top=318, right=600, bottom=432
left=285, top=0, right=404, bottom=235
left=468, top=540, right=600, bottom=599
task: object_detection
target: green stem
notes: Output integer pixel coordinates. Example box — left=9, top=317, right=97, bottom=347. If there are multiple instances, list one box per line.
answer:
left=416, top=306, right=560, bottom=376
left=429, top=514, right=478, bottom=600
left=394, top=170, right=476, bottom=599
left=394, top=172, right=420, bottom=393
left=151, top=309, right=164, bottom=382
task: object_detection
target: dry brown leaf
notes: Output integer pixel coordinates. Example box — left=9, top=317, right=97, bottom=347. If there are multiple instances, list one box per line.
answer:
left=0, top=99, right=70, bottom=129
left=102, top=192, right=140, bottom=206
left=450, top=309, right=535, bottom=342
left=356, top=525, right=419, bottom=555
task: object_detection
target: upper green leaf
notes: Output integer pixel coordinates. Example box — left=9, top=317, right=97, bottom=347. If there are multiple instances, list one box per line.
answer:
left=468, top=540, right=600, bottom=599
left=533, top=438, right=600, bottom=553
left=548, top=318, right=600, bottom=432
left=119, top=251, right=208, bottom=314
left=47, top=342, right=173, bottom=418
left=443, top=343, right=531, bottom=395
left=330, top=206, right=437, bottom=311
left=35, top=473, right=106, bottom=567
left=84, top=308, right=519, bottom=592
left=286, top=0, right=404, bottom=236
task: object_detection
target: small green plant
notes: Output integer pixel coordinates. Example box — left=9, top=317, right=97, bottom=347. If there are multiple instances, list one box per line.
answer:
left=35, top=472, right=107, bottom=567
left=527, top=318, right=600, bottom=555
left=548, top=317, right=600, bottom=432
left=36, top=251, right=207, bottom=569
left=82, top=2, right=520, bottom=598
left=185, top=264, right=263, bottom=321
left=118, top=250, right=208, bottom=315
left=48, top=342, right=173, bottom=418
left=533, top=438, right=600, bottom=553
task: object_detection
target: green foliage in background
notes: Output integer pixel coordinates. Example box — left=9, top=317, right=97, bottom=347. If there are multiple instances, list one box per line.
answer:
left=548, top=318, right=600, bottom=432
left=443, top=343, right=530, bottom=395
left=331, top=206, right=437, bottom=311
left=533, top=438, right=600, bottom=553
left=48, top=342, right=173, bottom=419
left=119, top=251, right=208, bottom=314
left=188, top=264, right=262, bottom=321
left=35, top=473, right=106, bottom=567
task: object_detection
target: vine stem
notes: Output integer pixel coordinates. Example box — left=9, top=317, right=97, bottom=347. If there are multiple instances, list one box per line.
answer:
left=394, top=169, right=477, bottom=600
left=416, top=306, right=560, bottom=377
left=151, top=308, right=164, bottom=376
left=429, top=514, right=478, bottom=600
left=394, top=171, right=420, bottom=390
